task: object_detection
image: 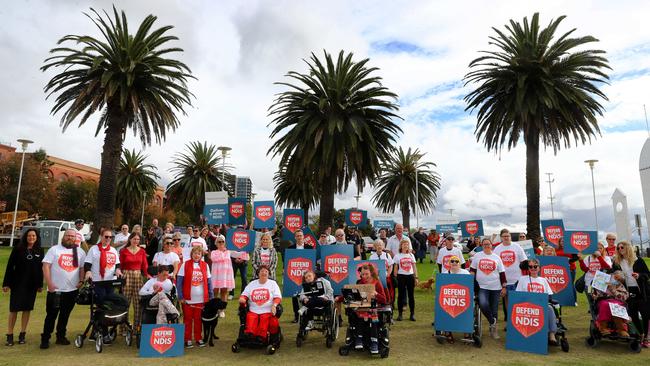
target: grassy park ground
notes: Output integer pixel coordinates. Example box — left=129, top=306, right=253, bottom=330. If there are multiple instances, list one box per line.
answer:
left=0, top=247, right=647, bottom=366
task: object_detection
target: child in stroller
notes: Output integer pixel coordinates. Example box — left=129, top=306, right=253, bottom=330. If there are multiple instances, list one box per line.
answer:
left=296, top=270, right=338, bottom=347
left=139, top=265, right=179, bottom=324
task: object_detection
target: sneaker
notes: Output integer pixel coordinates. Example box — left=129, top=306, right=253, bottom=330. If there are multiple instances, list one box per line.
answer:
left=18, top=332, right=26, bottom=345
left=185, top=341, right=193, bottom=349
left=5, top=334, right=14, bottom=347
left=369, top=338, right=379, bottom=354
left=396, top=314, right=403, bottom=321
left=55, top=337, right=70, bottom=345
left=219, top=310, right=226, bottom=318
left=227, top=295, right=234, bottom=301
left=489, top=324, right=500, bottom=340
left=354, top=335, right=364, bottom=350
left=409, top=314, right=416, bottom=321
left=39, top=340, right=49, bottom=349
left=298, top=306, right=308, bottom=316
left=197, top=340, right=206, bottom=347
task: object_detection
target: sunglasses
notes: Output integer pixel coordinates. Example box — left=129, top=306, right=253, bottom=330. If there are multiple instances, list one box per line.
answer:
left=164, top=241, right=172, bottom=245
left=529, top=265, right=539, bottom=269
left=450, top=260, right=460, bottom=263
left=335, top=234, right=344, bottom=237
left=173, top=238, right=181, bottom=241
left=607, top=238, right=616, bottom=241
left=217, top=240, right=225, bottom=243
left=104, top=235, right=114, bottom=239
left=617, top=246, right=625, bottom=250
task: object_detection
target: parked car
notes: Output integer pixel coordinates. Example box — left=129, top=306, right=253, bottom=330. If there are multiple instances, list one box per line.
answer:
left=29, top=220, right=91, bottom=247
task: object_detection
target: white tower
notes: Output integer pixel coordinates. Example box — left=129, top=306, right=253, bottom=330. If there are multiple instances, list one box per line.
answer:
left=611, top=188, right=631, bottom=242
left=639, top=138, right=650, bottom=239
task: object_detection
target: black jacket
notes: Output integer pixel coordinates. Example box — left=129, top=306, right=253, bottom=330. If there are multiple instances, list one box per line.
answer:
left=3, top=246, right=44, bottom=290
left=611, top=257, right=650, bottom=301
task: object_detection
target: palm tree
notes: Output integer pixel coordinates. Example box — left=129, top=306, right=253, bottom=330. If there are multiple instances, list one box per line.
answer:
left=115, top=149, right=160, bottom=225
left=41, top=7, right=194, bottom=235
left=273, top=160, right=320, bottom=219
left=269, top=50, right=402, bottom=232
left=372, top=147, right=441, bottom=228
left=464, top=13, right=609, bottom=240
left=166, top=141, right=231, bottom=218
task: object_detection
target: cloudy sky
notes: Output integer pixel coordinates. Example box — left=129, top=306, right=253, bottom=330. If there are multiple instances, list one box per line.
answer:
left=2, top=0, right=650, bottom=239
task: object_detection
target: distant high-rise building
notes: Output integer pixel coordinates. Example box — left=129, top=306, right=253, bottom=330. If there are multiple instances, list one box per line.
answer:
left=235, top=176, right=253, bottom=203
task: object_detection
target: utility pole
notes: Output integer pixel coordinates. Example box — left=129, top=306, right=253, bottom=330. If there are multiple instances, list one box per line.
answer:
left=545, top=172, right=556, bottom=219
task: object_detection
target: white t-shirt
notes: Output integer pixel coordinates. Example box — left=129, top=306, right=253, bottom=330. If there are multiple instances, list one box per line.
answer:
left=84, top=244, right=120, bottom=281
left=516, top=275, right=553, bottom=295
left=369, top=251, right=394, bottom=272
left=242, top=279, right=282, bottom=314
left=178, top=261, right=212, bottom=304
left=437, top=246, right=465, bottom=273
left=386, top=235, right=412, bottom=256
left=43, top=244, right=87, bottom=292
left=139, top=278, right=174, bottom=296
left=393, top=253, right=416, bottom=275
left=114, top=232, right=130, bottom=250
left=620, top=260, right=639, bottom=288
left=259, top=248, right=272, bottom=267
left=153, top=251, right=181, bottom=266
left=582, top=255, right=612, bottom=285
left=493, top=242, right=527, bottom=285
left=182, top=237, right=208, bottom=262
left=470, top=251, right=505, bottom=291
left=449, top=268, right=471, bottom=275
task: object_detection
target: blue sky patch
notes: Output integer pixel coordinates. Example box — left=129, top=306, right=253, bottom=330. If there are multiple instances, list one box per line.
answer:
left=370, top=40, right=445, bottom=57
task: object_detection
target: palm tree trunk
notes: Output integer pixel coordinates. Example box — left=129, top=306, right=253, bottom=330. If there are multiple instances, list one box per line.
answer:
left=401, top=205, right=410, bottom=230
left=319, top=178, right=334, bottom=233
left=525, top=129, right=541, bottom=241
left=301, top=203, right=309, bottom=226
left=93, top=108, right=125, bottom=241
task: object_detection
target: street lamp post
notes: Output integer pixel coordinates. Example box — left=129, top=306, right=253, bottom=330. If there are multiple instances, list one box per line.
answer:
left=10, top=139, right=33, bottom=247
left=415, top=165, right=420, bottom=229
left=585, top=159, right=599, bottom=234
left=354, top=194, right=361, bottom=209
left=217, top=146, right=231, bottom=193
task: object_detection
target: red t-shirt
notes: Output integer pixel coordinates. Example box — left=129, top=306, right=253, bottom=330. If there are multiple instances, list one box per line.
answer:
left=119, top=247, right=148, bottom=272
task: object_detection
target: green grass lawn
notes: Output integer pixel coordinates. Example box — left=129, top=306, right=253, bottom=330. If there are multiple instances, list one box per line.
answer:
left=0, top=247, right=647, bottom=366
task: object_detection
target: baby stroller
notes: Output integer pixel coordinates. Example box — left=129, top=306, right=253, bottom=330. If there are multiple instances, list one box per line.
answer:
left=231, top=304, right=284, bottom=355
left=338, top=287, right=391, bottom=358
left=296, top=280, right=339, bottom=348
left=434, top=295, right=482, bottom=348
left=585, top=294, right=642, bottom=353
left=74, top=279, right=133, bottom=353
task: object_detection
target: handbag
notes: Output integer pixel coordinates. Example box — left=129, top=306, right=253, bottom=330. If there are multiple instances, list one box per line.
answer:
left=575, top=274, right=586, bottom=293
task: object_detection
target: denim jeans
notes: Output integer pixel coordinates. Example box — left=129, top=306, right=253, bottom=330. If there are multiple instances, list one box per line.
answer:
left=477, top=288, right=500, bottom=324
left=502, top=284, right=516, bottom=322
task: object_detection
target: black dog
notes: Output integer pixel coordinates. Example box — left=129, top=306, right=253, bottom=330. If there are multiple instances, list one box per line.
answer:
left=202, top=298, right=227, bottom=346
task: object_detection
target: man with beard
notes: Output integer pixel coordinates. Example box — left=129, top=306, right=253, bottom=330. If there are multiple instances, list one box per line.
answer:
left=40, top=229, right=86, bottom=349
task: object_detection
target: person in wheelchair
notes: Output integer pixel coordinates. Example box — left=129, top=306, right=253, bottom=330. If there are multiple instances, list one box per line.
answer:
left=298, top=270, right=334, bottom=330
left=348, top=264, right=388, bottom=354
left=592, top=270, right=630, bottom=337
left=138, top=265, right=179, bottom=324
left=516, top=258, right=559, bottom=345
left=238, top=265, right=282, bottom=344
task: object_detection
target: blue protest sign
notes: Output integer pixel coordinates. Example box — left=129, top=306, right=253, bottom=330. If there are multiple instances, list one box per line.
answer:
left=434, top=273, right=475, bottom=333
left=139, top=324, right=184, bottom=357
left=517, top=240, right=536, bottom=260
left=506, top=291, right=548, bottom=355
left=436, top=223, right=458, bottom=233
left=459, top=220, right=484, bottom=237
left=348, top=260, right=387, bottom=288
left=228, top=197, right=246, bottom=226
left=373, top=220, right=395, bottom=230
left=538, top=256, right=576, bottom=306
left=226, top=228, right=256, bottom=253
left=253, top=201, right=275, bottom=229
left=203, top=204, right=228, bottom=225
left=302, top=226, right=319, bottom=250
left=321, top=245, right=354, bottom=295
left=563, top=230, right=598, bottom=254
left=281, top=227, right=296, bottom=243
left=283, top=208, right=304, bottom=234
left=283, top=249, right=316, bottom=297
left=541, top=219, right=564, bottom=248
left=345, top=209, right=368, bottom=228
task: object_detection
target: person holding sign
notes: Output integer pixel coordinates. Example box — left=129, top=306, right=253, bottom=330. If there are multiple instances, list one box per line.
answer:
left=555, top=238, right=579, bottom=303
left=178, top=246, right=213, bottom=348
left=469, top=238, right=507, bottom=340
left=288, top=230, right=314, bottom=322
left=349, top=264, right=387, bottom=354
left=448, top=256, right=469, bottom=275
left=393, top=239, right=418, bottom=321
left=252, top=233, right=278, bottom=280
left=369, top=240, right=394, bottom=305
left=210, top=236, right=235, bottom=318
left=493, top=229, right=527, bottom=324
left=437, top=236, right=465, bottom=273
left=611, top=240, right=650, bottom=347
left=515, top=258, right=558, bottom=345
left=591, top=271, right=630, bottom=337
left=579, top=242, right=612, bottom=309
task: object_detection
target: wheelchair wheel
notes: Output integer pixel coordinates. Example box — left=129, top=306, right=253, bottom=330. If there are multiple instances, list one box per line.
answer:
left=231, top=343, right=240, bottom=353
left=266, top=344, right=276, bottom=355
left=434, top=331, right=445, bottom=344
left=95, top=331, right=103, bottom=353
left=380, top=347, right=389, bottom=359
left=560, top=337, right=569, bottom=352
left=296, top=334, right=303, bottom=347
left=585, top=337, right=598, bottom=348
left=74, top=334, right=84, bottom=348
left=629, top=340, right=641, bottom=353
left=339, top=345, right=349, bottom=356
left=326, top=337, right=333, bottom=348
left=472, top=335, right=482, bottom=348
left=125, top=327, right=132, bottom=347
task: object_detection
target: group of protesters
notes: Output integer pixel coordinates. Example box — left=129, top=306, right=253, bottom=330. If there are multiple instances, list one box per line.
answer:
left=2, top=218, right=650, bottom=352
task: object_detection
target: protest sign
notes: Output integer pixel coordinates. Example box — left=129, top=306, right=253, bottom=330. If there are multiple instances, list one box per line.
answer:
left=228, top=197, right=246, bottom=226
left=348, top=260, right=387, bottom=288
left=373, top=219, right=395, bottom=230
left=538, top=256, right=576, bottom=306
left=517, top=239, right=536, bottom=259
left=459, top=220, right=484, bottom=237
left=253, top=201, right=275, bottom=229
left=302, top=226, right=319, bottom=250
left=436, top=223, right=458, bottom=233
left=282, top=249, right=316, bottom=297
left=591, top=270, right=610, bottom=293
left=139, top=324, right=184, bottom=358
left=541, top=219, right=564, bottom=248
left=609, top=303, right=630, bottom=320
left=203, top=204, right=228, bottom=225
left=434, top=273, right=475, bottom=333
left=563, top=230, right=598, bottom=254
left=321, top=245, right=354, bottom=295
left=226, top=228, right=256, bottom=253
left=345, top=209, right=368, bottom=228
left=506, top=291, right=548, bottom=355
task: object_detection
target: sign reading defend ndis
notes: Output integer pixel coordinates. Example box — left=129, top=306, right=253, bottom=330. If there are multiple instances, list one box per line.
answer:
left=434, top=273, right=474, bottom=333
left=139, top=324, right=184, bottom=357
left=226, top=228, right=256, bottom=253
left=562, top=230, right=598, bottom=254
left=505, top=291, right=548, bottom=355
